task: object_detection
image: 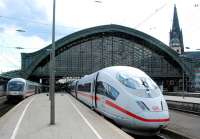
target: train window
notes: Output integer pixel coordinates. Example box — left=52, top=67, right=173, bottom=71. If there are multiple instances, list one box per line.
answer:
left=117, top=72, right=158, bottom=90
left=7, top=81, right=24, bottom=91
left=96, top=81, right=119, bottom=100
left=28, top=84, right=34, bottom=90
left=85, top=83, right=91, bottom=92
left=117, top=73, right=142, bottom=89
left=143, top=77, right=158, bottom=90
left=96, top=81, right=106, bottom=96
left=78, top=83, right=91, bottom=93
left=107, top=85, right=119, bottom=100
left=78, top=84, right=82, bottom=91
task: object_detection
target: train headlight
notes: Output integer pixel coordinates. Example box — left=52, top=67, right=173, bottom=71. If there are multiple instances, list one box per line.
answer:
left=136, top=101, right=150, bottom=111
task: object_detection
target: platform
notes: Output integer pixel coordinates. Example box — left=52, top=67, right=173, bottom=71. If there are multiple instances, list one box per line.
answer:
left=167, top=110, right=200, bottom=139
left=0, top=93, right=133, bottom=139
left=164, top=95, right=200, bottom=104
left=164, top=92, right=200, bottom=98
left=164, top=95, right=200, bottom=139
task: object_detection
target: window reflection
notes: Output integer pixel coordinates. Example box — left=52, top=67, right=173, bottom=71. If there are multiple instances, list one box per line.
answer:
left=8, top=81, right=24, bottom=91
left=117, top=72, right=158, bottom=90
left=96, top=81, right=119, bottom=100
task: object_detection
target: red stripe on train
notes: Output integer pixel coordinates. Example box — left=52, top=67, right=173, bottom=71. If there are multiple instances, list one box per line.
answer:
left=105, top=100, right=170, bottom=123
left=24, top=91, right=35, bottom=97
left=78, top=92, right=100, bottom=101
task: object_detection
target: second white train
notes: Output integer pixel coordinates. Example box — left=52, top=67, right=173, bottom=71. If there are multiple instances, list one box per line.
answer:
left=6, top=78, right=41, bottom=101
left=70, top=66, right=170, bottom=135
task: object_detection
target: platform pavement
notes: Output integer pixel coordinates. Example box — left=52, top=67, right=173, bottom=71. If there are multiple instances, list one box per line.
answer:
left=164, top=95, right=200, bottom=104
left=0, top=93, right=133, bottom=139
left=167, top=110, right=200, bottom=139
left=164, top=95, right=200, bottom=139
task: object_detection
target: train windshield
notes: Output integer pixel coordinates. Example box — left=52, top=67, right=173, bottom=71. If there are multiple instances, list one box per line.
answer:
left=8, top=81, right=25, bottom=91
left=117, top=72, right=158, bottom=90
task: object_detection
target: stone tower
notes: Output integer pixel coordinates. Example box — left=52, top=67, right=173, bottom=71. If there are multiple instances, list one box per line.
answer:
left=169, top=5, right=184, bottom=54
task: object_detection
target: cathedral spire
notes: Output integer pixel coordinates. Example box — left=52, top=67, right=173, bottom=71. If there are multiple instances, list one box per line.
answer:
left=169, top=4, right=184, bottom=54
left=172, top=5, right=180, bottom=33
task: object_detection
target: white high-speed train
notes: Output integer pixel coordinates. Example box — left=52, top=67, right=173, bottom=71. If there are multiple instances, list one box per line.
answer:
left=6, top=78, right=41, bottom=101
left=70, top=66, right=169, bottom=135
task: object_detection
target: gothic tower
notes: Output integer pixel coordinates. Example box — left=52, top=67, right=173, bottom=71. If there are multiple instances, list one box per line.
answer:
left=169, top=5, right=184, bottom=54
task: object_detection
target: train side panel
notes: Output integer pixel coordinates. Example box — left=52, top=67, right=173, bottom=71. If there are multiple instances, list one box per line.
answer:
left=76, top=73, right=96, bottom=107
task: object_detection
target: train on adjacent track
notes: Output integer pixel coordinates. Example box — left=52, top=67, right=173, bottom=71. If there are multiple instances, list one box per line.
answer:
left=6, top=78, right=41, bottom=101
left=69, top=66, right=170, bottom=136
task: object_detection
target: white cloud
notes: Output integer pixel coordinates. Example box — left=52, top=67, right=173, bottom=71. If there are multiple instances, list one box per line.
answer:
left=19, top=35, right=49, bottom=52
left=49, top=0, right=173, bottom=46
left=0, top=25, right=48, bottom=73
left=0, top=0, right=5, bottom=9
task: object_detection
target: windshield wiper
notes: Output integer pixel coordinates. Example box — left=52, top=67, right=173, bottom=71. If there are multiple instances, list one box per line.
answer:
left=141, top=80, right=149, bottom=89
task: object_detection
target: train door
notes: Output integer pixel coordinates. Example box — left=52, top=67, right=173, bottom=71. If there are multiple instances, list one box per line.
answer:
left=35, top=86, right=38, bottom=94
left=96, top=81, right=107, bottom=113
left=92, top=73, right=99, bottom=108
left=75, top=81, right=78, bottom=99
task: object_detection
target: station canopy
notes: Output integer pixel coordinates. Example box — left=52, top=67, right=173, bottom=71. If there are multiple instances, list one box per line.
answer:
left=19, top=24, right=191, bottom=81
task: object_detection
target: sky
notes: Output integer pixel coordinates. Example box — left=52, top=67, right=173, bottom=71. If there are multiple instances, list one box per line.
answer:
left=0, top=0, right=200, bottom=73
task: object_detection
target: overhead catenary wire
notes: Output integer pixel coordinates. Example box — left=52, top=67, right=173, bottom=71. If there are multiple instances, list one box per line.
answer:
left=0, top=54, right=20, bottom=68
left=1, top=46, right=39, bottom=50
left=135, top=2, right=169, bottom=28
left=0, top=45, right=43, bottom=72
left=0, top=44, right=20, bottom=69
left=0, top=15, right=77, bottom=36
left=0, top=15, right=51, bottom=26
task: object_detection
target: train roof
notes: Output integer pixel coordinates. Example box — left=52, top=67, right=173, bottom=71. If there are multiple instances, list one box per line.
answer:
left=8, top=78, right=40, bottom=85
left=100, top=66, right=147, bottom=77
left=79, top=66, right=149, bottom=82
left=8, top=78, right=26, bottom=82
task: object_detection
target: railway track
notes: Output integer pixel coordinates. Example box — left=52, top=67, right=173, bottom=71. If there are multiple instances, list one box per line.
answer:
left=0, top=96, right=7, bottom=106
left=0, top=104, right=14, bottom=117
left=0, top=96, right=16, bottom=117
left=132, top=134, right=168, bottom=139
left=167, top=100, right=200, bottom=116
left=159, top=128, right=192, bottom=139
left=0, top=95, right=6, bottom=101
left=133, top=128, right=193, bottom=139
left=168, top=106, right=200, bottom=115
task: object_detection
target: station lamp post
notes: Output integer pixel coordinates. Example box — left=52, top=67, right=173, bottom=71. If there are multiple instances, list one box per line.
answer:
left=50, top=0, right=56, bottom=125
left=48, top=0, right=104, bottom=125
left=182, top=70, right=185, bottom=98
left=180, top=54, right=186, bottom=99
